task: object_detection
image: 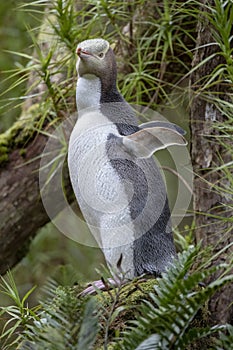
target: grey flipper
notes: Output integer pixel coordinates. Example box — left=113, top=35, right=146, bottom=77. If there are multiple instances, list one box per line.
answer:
left=139, top=121, right=186, bottom=135
left=121, top=126, right=187, bottom=159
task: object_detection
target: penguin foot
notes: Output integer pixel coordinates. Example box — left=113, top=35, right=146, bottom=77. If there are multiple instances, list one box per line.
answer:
left=79, top=277, right=121, bottom=296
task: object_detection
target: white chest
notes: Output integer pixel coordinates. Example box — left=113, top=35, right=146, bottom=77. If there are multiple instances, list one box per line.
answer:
left=68, top=75, right=135, bottom=277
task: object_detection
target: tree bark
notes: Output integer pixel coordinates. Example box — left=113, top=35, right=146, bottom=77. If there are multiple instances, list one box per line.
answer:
left=190, top=1, right=233, bottom=324
left=0, top=132, right=48, bottom=274
left=0, top=111, right=76, bottom=275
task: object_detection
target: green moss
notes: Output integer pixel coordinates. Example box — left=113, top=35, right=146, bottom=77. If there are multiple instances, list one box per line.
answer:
left=0, top=137, right=9, bottom=162
left=0, top=103, right=44, bottom=166
left=0, top=153, right=9, bottom=163
left=95, top=278, right=157, bottom=308
left=92, top=278, right=158, bottom=349
left=0, top=136, right=10, bottom=165
left=19, top=149, right=27, bottom=157
left=96, top=345, right=118, bottom=350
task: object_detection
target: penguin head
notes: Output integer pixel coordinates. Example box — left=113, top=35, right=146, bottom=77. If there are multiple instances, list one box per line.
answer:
left=76, top=38, right=117, bottom=87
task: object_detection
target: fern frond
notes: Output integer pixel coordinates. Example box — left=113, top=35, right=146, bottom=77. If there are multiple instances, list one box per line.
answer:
left=215, top=324, right=233, bottom=350
left=76, top=298, right=99, bottom=350
left=22, top=283, right=99, bottom=350
left=119, top=245, right=233, bottom=350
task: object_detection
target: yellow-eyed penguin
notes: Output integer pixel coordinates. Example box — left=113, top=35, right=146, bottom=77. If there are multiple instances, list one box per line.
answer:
left=68, top=39, right=187, bottom=289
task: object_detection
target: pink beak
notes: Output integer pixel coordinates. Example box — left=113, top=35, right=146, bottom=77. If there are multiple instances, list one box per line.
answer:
left=76, top=47, right=92, bottom=57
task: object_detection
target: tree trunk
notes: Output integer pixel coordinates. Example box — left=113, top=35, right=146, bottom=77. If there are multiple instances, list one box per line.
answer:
left=0, top=114, right=74, bottom=275
left=190, top=0, right=233, bottom=324
left=0, top=131, right=48, bottom=274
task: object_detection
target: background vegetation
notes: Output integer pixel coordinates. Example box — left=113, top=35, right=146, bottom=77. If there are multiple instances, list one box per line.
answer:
left=0, top=0, right=232, bottom=349
left=0, top=0, right=41, bottom=131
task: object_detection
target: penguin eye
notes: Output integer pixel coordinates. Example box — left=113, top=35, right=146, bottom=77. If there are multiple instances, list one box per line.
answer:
left=98, top=52, right=104, bottom=58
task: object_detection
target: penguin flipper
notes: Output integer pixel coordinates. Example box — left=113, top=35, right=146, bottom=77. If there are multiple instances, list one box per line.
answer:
left=139, top=121, right=186, bottom=135
left=121, top=126, right=187, bottom=159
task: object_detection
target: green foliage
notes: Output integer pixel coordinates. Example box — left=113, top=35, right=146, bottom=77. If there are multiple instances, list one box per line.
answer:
left=0, top=277, right=99, bottom=350
left=0, top=0, right=197, bottom=129
left=0, top=0, right=44, bottom=130
left=188, top=0, right=233, bottom=93
left=174, top=220, right=196, bottom=252
left=0, top=0, right=233, bottom=348
left=23, top=283, right=99, bottom=350
left=1, top=0, right=232, bottom=127
left=207, top=0, right=233, bottom=84
left=120, top=0, right=196, bottom=107
left=114, top=244, right=233, bottom=350
left=0, top=271, right=40, bottom=350
left=215, top=324, right=233, bottom=350
left=1, top=245, right=233, bottom=349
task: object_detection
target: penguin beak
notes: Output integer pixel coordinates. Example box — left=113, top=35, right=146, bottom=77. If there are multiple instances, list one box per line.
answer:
left=76, top=47, right=92, bottom=57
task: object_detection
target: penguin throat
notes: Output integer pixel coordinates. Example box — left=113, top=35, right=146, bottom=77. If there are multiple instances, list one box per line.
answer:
left=76, top=74, right=101, bottom=111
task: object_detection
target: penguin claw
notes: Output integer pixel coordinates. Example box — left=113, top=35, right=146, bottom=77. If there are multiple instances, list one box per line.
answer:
left=80, top=278, right=120, bottom=296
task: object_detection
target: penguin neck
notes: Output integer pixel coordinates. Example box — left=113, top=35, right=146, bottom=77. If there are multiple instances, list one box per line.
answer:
left=100, top=73, right=123, bottom=104
left=76, top=74, right=101, bottom=111
left=76, top=73, right=123, bottom=112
